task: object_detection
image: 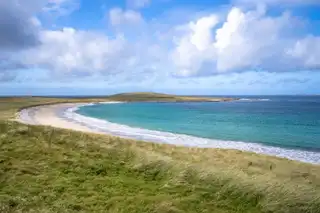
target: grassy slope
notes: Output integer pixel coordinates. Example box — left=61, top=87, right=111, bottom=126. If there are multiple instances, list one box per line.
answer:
left=0, top=96, right=320, bottom=213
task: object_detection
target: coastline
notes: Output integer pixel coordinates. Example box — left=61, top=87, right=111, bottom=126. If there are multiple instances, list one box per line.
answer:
left=17, top=102, right=320, bottom=164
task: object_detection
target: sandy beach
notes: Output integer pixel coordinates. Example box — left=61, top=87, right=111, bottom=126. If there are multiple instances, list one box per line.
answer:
left=17, top=103, right=320, bottom=164
left=17, top=103, right=102, bottom=134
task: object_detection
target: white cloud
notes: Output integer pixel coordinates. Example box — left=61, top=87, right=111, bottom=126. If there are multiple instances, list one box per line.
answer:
left=18, top=27, right=165, bottom=83
left=171, top=6, right=320, bottom=77
left=213, top=7, right=290, bottom=71
left=287, top=36, right=320, bottom=68
left=109, top=8, right=144, bottom=26
left=22, top=28, right=127, bottom=75
left=127, top=0, right=151, bottom=9
left=171, top=15, right=219, bottom=76
left=2, top=2, right=320, bottom=84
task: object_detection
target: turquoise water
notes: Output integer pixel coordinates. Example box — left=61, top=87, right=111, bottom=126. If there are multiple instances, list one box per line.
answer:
left=77, top=96, right=320, bottom=151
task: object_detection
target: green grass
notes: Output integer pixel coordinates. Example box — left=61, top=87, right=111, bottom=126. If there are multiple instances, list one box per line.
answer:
left=0, top=96, right=320, bottom=213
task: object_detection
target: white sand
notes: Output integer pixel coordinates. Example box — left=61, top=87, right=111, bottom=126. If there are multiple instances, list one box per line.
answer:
left=17, top=103, right=102, bottom=134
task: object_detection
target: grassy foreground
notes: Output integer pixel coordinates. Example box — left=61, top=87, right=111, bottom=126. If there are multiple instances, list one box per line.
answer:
left=0, top=95, right=320, bottom=213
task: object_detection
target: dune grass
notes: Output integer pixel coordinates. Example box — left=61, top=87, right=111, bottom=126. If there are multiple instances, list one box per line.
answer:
left=0, top=96, right=320, bottom=213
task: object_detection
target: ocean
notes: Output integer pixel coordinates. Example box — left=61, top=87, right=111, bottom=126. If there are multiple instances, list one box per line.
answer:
left=74, top=96, right=320, bottom=163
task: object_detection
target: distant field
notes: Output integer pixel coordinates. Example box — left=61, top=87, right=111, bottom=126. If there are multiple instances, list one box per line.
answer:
left=0, top=94, right=319, bottom=213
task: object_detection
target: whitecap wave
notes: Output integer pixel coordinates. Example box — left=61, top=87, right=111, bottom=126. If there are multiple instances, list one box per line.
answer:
left=259, top=99, right=271, bottom=101
left=99, top=101, right=126, bottom=104
left=66, top=101, right=124, bottom=113
left=60, top=103, right=320, bottom=164
left=238, top=98, right=271, bottom=102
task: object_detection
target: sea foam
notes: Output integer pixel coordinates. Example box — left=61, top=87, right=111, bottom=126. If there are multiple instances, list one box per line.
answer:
left=238, top=98, right=271, bottom=102
left=61, top=102, right=320, bottom=164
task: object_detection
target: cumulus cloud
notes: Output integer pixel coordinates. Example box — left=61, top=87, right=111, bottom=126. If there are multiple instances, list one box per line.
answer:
left=22, top=28, right=127, bottom=75
left=0, top=0, right=164, bottom=83
left=287, top=36, right=320, bottom=68
left=17, top=27, right=164, bottom=83
left=171, top=7, right=320, bottom=77
left=0, top=0, right=80, bottom=51
left=109, top=8, right=144, bottom=26
left=171, top=15, right=219, bottom=76
left=0, top=0, right=45, bottom=51
left=2, top=1, right=320, bottom=84
left=213, top=7, right=291, bottom=71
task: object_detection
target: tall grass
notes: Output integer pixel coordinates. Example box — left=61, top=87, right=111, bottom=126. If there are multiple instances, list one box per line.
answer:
left=1, top=121, right=319, bottom=213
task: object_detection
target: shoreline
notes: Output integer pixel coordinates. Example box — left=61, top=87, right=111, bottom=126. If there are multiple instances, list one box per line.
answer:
left=17, top=102, right=320, bottom=164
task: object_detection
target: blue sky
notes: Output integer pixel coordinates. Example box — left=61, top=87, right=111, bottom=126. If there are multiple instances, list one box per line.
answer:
left=1, top=0, right=320, bottom=95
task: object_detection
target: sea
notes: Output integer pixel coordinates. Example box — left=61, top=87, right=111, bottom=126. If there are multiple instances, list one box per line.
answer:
left=73, top=96, right=320, bottom=163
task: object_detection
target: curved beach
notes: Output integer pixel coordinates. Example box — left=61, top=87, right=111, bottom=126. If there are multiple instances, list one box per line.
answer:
left=17, top=103, right=320, bottom=164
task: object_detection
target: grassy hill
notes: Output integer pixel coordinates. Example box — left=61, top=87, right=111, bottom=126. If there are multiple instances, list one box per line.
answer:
left=0, top=96, right=319, bottom=213
left=108, top=92, right=235, bottom=102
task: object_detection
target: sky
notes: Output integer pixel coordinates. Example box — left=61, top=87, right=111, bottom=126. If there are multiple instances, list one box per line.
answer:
left=1, top=0, right=320, bottom=96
